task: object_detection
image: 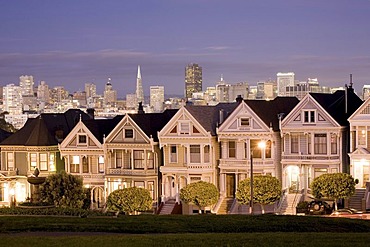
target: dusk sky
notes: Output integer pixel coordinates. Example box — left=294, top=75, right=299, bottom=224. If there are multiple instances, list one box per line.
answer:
left=1, top=0, right=370, bottom=97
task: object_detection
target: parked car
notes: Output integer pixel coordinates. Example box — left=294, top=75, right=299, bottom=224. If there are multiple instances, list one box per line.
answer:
left=329, top=208, right=367, bottom=219
left=307, top=200, right=332, bottom=215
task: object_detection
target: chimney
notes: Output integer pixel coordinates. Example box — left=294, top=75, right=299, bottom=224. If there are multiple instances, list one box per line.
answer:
left=86, top=108, right=95, bottom=119
left=219, top=109, right=225, bottom=125
left=137, top=102, right=145, bottom=114
left=236, top=95, right=243, bottom=104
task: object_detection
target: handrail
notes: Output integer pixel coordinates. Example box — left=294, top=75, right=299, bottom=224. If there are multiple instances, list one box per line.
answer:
left=212, top=195, right=225, bottom=214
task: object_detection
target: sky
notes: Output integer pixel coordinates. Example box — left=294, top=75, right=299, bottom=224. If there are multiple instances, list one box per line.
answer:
left=1, top=0, right=370, bottom=97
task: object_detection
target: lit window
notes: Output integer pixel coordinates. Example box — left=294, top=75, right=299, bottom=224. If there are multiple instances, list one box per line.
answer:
left=204, top=145, right=210, bottom=163
left=134, top=150, right=144, bottom=169
left=40, top=153, right=48, bottom=171
left=30, top=153, right=37, bottom=169
left=147, top=151, right=154, bottom=169
left=98, top=156, right=104, bottom=173
left=70, top=155, right=80, bottom=173
left=82, top=156, right=89, bottom=173
left=7, top=153, right=14, bottom=171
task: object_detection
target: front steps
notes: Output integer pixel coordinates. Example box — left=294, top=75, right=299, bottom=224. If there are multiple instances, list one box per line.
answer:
left=279, top=194, right=301, bottom=215
left=348, top=189, right=365, bottom=211
left=217, top=197, right=234, bottom=214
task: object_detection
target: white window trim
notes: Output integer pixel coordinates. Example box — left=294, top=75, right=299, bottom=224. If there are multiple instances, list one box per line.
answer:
left=178, top=121, right=190, bottom=135
left=169, top=145, right=178, bottom=163
left=303, top=110, right=316, bottom=123
left=77, top=134, right=88, bottom=145
left=124, top=128, right=135, bottom=139
left=238, top=116, right=250, bottom=129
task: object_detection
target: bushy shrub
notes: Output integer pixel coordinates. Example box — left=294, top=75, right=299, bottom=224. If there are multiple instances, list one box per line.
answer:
left=107, top=187, right=152, bottom=215
left=180, top=181, right=219, bottom=213
left=40, top=171, right=87, bottom=208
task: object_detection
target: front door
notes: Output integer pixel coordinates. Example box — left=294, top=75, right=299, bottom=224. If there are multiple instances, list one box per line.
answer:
left=226, top=174, right=235, bottom=197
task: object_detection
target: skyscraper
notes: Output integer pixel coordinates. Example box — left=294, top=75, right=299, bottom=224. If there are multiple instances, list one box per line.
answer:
left=19, top=75, right=34, bottom=96
left=85, top=83, right=97, bottom=98
left=103, top=78, right=117, bottom=105
left=185, top=63, right=202, bottom=99
left=150, top=86, right=165, bottom=112
left=3, top=84, right=22, bottom=114
left=277, top=72, right=295, bottom=96
left=136, top=65, right=144, bottom=105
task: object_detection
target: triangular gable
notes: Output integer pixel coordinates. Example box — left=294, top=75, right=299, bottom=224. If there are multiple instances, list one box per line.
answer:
left=349, top=147, right=370, bottom=155
left=348, top=96, right=370, bottom=121
left=105, top=115, right=150, bottom=144
left=158, top=107, right=211, bottom=138
left=60, top=120, right=102, bottom=149
left=218, top=101, right=271, bottom=133
left=282, top=94, right=340, bottom=128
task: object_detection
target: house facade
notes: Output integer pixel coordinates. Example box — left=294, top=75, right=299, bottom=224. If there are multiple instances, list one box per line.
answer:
left=217, top=97, right=299, bottom=213
left=158, top=104, right=237, bottom=213
left=0, top=109, right=89, bottom=206
left=104, top=110, right=177, bottom=207
left=281, top=88, right=362, bottom=198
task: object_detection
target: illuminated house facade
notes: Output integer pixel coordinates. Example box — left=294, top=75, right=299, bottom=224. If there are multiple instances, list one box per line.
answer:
left=0, top=109, right=89, bottom=206
left=158, top=103, right=237, bottom=213
left=59, top=116, right=121, bottom=209
left=281, top=88, right=362, bottom=199
left=216, top=97, right=299, bottom=213
left=104, top=110, right=177, bottom=207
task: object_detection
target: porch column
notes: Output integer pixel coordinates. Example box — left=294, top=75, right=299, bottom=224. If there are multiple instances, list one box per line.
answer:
left=175, top=177, right=179, bottom=203
left=161, top=176, right=165, bottom=202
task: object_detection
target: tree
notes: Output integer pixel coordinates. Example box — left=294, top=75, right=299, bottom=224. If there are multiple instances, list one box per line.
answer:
left=311, top=173, right=356, bottom=210
left=39, top=170, right=87, bottom=208
left=180, top=181, right=219, bottom=214
left=107, top=187, right=152, bottom=215
left=236, top=175, right=282, bottom=214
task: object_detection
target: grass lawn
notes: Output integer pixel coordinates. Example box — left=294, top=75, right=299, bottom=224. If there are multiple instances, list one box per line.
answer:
left=0, top=233, right=369, bottom=247
left=0, top=215, right=369, bottom=246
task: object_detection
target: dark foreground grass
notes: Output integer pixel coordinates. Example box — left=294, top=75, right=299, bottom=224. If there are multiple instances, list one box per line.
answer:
left=0, top=233, right=369, bottom=247
left=0, top=214, right=369, bottom=234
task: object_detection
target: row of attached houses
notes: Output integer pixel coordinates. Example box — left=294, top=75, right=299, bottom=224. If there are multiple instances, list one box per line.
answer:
left=0, top=86, right=369, bottom=213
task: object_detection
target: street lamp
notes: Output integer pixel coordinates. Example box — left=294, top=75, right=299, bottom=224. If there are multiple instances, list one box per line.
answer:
left=250, top=140, right=266, bottom=215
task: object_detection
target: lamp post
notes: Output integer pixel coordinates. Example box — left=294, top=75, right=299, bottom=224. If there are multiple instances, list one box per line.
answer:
left=250, top=141, right=266, bottom=215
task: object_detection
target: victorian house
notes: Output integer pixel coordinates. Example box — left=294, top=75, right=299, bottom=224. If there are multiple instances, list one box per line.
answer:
left=0, top=109, right=89, bottom=206
left=348, top=96, right=370, bottom=210
left=59, top=114, right=121, bottom=209
left=104, top=109, right=177, bottom=208
left=280, top=87, right=362, bottom=206
left=158, top=103, right=238, bottom=214
left=216, top=96, right=299, bottom=214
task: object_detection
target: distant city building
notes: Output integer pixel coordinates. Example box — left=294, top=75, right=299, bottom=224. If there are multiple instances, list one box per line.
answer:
left=136, top=65, right=144, bottom=105
left=73, top=91, right=87, bottom=107
left=3, top=84, right=22, bottom=114
left=263, top=80, right=277, bottom=100
left=85, top=83, right=97, bottom=98
left=185, top=63, right=202, bottom=99
left=150, top=86, right=164, bottom=112
left=215, top=77, right=248, bottom=102
left=37, top=81, right=50, bottom=104
left=19, top=75, right=34, bottom=96
left=103, top=78, right=117, bottom=106
left=277, top=72, right=295, bottom=96
left=126, top=93, right=137, bottom=110
left=363, top=85, right=370, bottom=100
left=50, top=86, right=69, bottom=104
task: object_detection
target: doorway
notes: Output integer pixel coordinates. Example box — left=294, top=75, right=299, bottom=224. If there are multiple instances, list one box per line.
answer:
left=226, top=174, right=235, bottom=198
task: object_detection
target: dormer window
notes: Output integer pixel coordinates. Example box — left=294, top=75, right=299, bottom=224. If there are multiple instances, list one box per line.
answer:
left=304, top=110, right=315, bottom=123
left=78, top=134, right=87, bottom=144
left=125, top=129, right=134, bottom=139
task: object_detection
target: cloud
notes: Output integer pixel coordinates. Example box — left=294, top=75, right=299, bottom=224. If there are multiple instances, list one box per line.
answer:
left=205, top=46, right=231, bottom=51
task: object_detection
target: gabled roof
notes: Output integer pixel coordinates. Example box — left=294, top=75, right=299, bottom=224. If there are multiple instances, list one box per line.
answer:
left=0, top=109, right=90, bottom=146
left=244, top=97, right=300, bottom=131
left=310, top=88, right=363, bottom=126
left=128, top=109, right=178, bottom=141
left=185, top=102, right=239, bottom=135
left=83, top=116, right=123, bottom=143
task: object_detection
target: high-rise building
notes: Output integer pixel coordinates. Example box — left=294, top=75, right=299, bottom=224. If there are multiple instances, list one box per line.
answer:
left=37, top=81, right=50, bottom=104
left=126, top=93, right=137, bottom=110
left=185, top=63, right=202, bottom=99
left=19, top=75, right=34, bottom=96
left=362, top=85, right=370, bottom=100
left=136, top=65, right=144, bottom=105
left=3, top=84, right=22, bottom=114
left=85, top=83, right=97, bottom=99
left=150, top=86, right=165, bottom=112
left=277, top=72, right=295, bottom=96
left=103, top=78, right=117, bottom=105
left=50, top=86, right=69, bottom=104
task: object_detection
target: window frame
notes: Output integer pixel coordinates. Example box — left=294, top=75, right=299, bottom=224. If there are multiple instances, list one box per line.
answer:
left=77, top=134, right=87, bottom=145
left=124, top=129, right=134, bottom=139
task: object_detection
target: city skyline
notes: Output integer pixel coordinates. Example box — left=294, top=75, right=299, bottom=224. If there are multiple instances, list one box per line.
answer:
left=1, top=0, right=370, bottom=96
